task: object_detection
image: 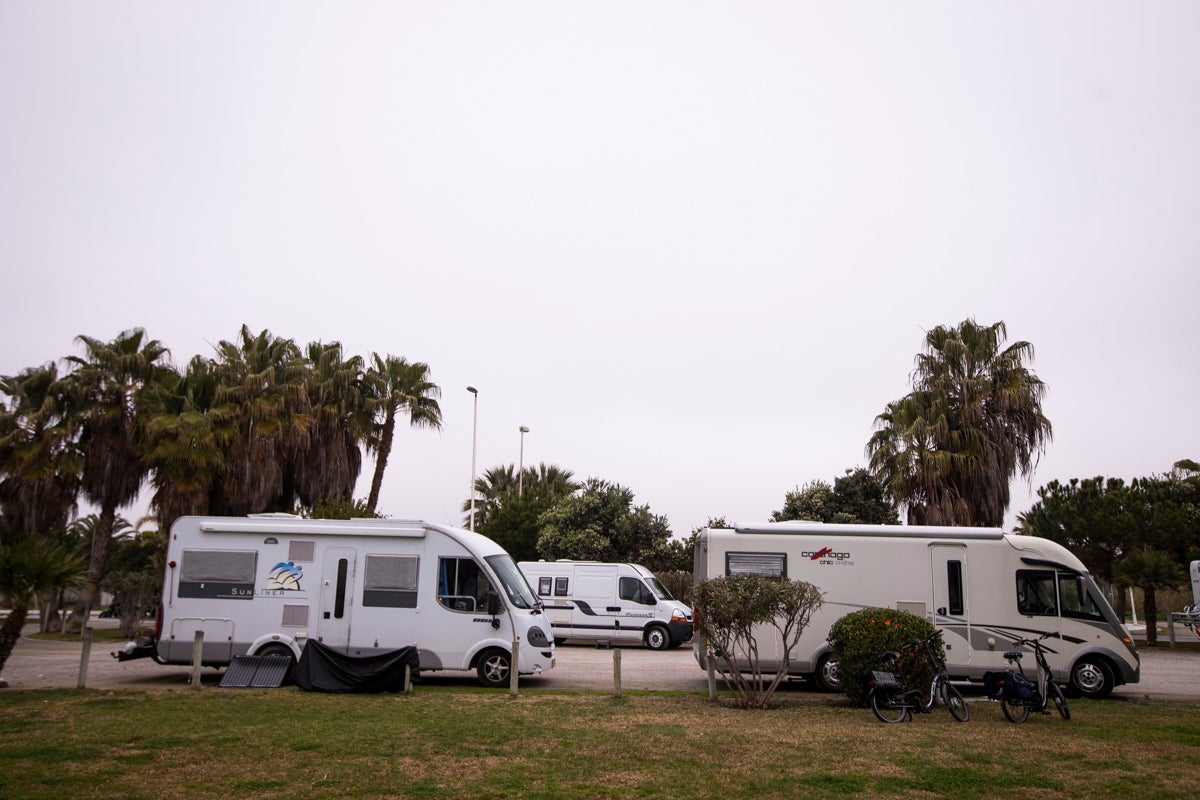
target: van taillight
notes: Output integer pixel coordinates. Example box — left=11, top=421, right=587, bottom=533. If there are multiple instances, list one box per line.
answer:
left=154, top=605, right=163, bottom=641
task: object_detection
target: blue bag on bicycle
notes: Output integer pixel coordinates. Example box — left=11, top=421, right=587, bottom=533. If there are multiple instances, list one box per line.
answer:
left=983, top=670, right=1034, bottom=700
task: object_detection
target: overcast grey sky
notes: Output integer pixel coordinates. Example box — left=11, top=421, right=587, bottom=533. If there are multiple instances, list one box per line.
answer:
left=1, top=3, right=1197, bottom=537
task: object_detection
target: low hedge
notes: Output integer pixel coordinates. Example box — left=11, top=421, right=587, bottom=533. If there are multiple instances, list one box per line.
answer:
left=827, top=608, right=940, bottom=706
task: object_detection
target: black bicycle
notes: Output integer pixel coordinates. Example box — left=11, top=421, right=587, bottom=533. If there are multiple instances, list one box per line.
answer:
left=996, top=631, right=1070, bottom=723
left=868, top=630, right=969, bottom=723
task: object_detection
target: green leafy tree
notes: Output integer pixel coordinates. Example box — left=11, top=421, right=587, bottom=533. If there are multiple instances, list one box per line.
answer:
left=1115, top=547, right=1186, bottom=646
left=772, top=468, right=898, bottom=524
left=693, top=575, right=824, bottom=708
left=828, top=608, right=940, bottom=706
left=143, top=356, right=237, bottom=532
left=472, top=464, right=580, bottom=562
left=0, top=365, right=81, bottom=545
left=63, top=329, right=171, bottom=632
left=211, top=326, right=310, bottom=516
left=0, top=533, right=86, bottom=678
left=363, top=354, right=442, bottom=515
left=294, top=341, right=366, bottom=509
left=100, top=520, right=163, bottom=638
left=867, top=319, right=1052, bottom=526
left=536, top=479, right=671, bottom=564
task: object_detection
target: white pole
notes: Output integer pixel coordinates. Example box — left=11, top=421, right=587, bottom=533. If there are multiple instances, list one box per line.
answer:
left=518, top=426, right=529, bottom=498
left=467, top=386, right=478, bottom=531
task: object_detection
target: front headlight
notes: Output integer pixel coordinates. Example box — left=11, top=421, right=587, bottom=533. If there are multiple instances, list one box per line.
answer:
left=671, top=608, right=691, bottom=622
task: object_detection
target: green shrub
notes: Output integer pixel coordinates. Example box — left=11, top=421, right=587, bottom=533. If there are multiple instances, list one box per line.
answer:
left=827, top=608, right=940, bottom=706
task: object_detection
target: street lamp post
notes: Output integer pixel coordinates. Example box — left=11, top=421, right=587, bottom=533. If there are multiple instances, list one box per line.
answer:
left=467, top=386, right=478, bottom=531
left=518, top=426, right=529, bottom=497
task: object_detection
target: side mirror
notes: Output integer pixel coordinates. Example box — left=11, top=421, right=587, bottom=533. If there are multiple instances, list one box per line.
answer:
left=486, top=592, right=501, bottom=616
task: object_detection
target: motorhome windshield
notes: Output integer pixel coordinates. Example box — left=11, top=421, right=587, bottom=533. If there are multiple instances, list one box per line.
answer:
left=486, top=554, right=538, bottom=610
left=646, top=575, right=674, bottom=601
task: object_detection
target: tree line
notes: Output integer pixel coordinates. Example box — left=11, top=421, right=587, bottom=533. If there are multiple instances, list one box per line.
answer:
left=0, top=325, right=443, bottom=635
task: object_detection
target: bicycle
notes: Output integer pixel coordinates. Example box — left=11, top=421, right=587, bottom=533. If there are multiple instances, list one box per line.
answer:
left=867, top=629, right=969, bottom=723
left=994, top=631, right=1070, bottom=723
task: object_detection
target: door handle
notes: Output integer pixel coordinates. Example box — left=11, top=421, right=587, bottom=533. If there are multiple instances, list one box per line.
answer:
left=937, top=607, right=947, bottom=615
left=607, top=606, right=621, bottom=612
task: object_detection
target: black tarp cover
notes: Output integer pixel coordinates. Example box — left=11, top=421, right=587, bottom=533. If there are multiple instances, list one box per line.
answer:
left=292, top=640, right=421, bottom=693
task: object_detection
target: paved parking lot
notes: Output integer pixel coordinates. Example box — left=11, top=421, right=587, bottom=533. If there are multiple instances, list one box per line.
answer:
left=3, top=621, right=1197, bottom=701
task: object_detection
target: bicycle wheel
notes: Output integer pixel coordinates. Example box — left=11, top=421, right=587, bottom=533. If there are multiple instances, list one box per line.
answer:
left=1001, top=696, right=1030, bottom=723
left=939, top=681, right=969, bottom=722
left=1048, top=681, right=1070, bottom=720
left=870, top=687, right=910, bottom=724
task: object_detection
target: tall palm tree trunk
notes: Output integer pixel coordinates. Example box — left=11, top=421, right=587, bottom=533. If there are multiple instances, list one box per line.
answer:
left=366, top=410, right=396, bottom=514
left=0, top=605, right=30, bottom=678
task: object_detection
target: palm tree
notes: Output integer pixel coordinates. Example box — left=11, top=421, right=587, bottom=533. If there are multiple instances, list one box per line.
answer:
left=0, top=364, right=81, bottom=541
left=143, top=356, right=237, bottom=532
left=62, top=329, right=170, bottom=632
left=1115, top=547, right=1185, bottom=646
left=0, top=534, right=87, bottom=679
left=467, top=463, right=580, bottom=560
left=294, top=341, right=366, bottom=509
left=363, top=354, right=442, bottom=514
left=211, top=326, right=310, bottom=515
left=867, top=320, right=1052, bottom=526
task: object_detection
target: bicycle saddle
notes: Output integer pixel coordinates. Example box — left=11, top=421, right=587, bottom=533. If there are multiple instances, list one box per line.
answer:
left=1003, top=651, right=1023, bottom=661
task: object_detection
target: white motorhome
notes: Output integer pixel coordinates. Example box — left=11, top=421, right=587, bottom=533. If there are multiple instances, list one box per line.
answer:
left=693, top=522, right=1139, bottom=698
left=518, top=560, right=693, bottom=650
left=143, top=515, right=554, bottom=687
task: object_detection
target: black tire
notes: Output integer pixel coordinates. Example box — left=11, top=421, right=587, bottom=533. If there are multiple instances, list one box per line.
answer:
left=644, top=625, right=671, bottom=651
left=1070, top=657, right=1114, bottom=699
left=870, top=686, right=910, bottom=724
left=811, top=653, right=840, bottom=693
left=254, top=643, right=296, bottom=683
left=1001, top=696, right=1030, bottom=723
left=940, top=682, right=969, bottom=722
left=476, top=648, right=512, bottom=688
left=1049, top=681, right=1071, bottom=720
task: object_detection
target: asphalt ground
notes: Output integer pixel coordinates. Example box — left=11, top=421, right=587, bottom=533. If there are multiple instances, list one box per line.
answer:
left=3, top=618, right=1198, bottom=701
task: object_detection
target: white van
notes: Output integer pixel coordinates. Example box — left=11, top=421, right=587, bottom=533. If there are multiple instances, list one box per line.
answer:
left=518, top=560, right=693, bottom=650
left=693, top=522, right=1139, bottom=698
left=138, top=515, right=554, bottom=687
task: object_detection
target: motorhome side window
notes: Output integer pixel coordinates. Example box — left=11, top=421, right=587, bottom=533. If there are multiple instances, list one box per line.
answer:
left=1016, top=570, right=1058, bottom=616
left=1058, top=572, right=1104, bottom=622
left=726, top=552, right=787, bottom=580
left=537, top=577, right=552, bottom=597
left=438, top=557, right=494, bottom=613
left=362, top=555, right=419, bottom=609
left=619, top=577, right=655, bottom=606
left=178, top=549, right=257, bottom=599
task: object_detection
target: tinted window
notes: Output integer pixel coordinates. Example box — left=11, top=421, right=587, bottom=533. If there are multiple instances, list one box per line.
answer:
left=1016, top=570, right=1057, bottom=616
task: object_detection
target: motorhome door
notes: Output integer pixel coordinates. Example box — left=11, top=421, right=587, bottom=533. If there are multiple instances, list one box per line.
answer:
left=318, top=547, right=355, bottom=652
left=930, top=544, right=971, bottom=666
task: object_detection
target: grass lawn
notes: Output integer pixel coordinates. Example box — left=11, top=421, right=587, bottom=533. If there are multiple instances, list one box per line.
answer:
left=1, top=688, right=1197, bottom=799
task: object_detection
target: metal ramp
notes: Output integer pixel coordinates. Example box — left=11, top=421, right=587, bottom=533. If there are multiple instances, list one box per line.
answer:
left=219, top=655, right=292, bottom=688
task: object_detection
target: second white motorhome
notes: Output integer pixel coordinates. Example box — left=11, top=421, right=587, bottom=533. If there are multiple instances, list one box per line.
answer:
left=518, top=560, right=693, bottom=649
left=693, top=522, right=1139, bottom=698
left=131, top=515, right=555, bottom=687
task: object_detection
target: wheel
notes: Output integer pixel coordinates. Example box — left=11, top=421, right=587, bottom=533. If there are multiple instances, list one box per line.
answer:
left=644, top=625, right=671, bottom=651
left=1001, top=696, right=1030, bottom=723
left=1070, top=657, right=1114, bottom=699
left=811, top=653, right=840, bottom=693
left=940, top=682, right=969, bottom=722
left=476, top=649, right=512, bottom=688
left=254, top=643, right=296, bottom=683
left=870, top=686, right=910, bottom=723
left=1048, top=681, right=1070, bottom=720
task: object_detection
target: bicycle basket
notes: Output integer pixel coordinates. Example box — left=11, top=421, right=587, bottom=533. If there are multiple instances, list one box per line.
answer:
left=871, top=671, right=902, bottom=689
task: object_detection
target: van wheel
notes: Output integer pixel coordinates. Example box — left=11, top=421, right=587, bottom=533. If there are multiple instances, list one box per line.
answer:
left=255, top=644, right=296, bottom=682
left=812, top=653, right=839, bottom=693
left=1070, top=657, right=1114, bottom=699
left=476, top=649, right=512, bottom=688
left=645, top=626, right=671, bottom=651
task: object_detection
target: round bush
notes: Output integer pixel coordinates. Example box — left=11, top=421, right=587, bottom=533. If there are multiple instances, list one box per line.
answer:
left=827, top=608, right=941, bottom=706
